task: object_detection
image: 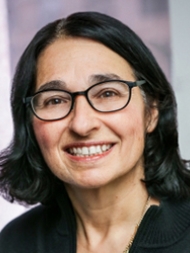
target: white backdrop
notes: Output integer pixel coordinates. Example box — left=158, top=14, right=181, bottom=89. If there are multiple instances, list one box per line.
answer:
left=169, top=0, right=190, bottom=159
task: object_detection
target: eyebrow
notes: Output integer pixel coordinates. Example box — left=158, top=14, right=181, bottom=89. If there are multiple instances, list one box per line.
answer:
left=37, top=80, right=67, bottom=92
left=36, top=73, right=122, bottom=92
left=89, top=73, right=122, bottom=83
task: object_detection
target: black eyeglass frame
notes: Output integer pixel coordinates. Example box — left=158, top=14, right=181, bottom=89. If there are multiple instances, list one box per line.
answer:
left=23, top=79, right=146, bottom=121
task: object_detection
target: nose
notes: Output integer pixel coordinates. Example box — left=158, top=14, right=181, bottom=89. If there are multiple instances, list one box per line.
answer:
left=68, top=95, right=101, bottom=136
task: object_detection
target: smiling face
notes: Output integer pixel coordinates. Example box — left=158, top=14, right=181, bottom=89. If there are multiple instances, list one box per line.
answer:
left=33, top=38, right=158, bottom=190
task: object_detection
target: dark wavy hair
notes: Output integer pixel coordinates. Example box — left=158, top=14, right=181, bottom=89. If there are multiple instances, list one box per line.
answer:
left=1, top=11, right=190, bottom=205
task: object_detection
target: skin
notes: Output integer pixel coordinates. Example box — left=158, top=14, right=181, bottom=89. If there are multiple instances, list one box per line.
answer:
left=33, top=38, right=158, bottom=252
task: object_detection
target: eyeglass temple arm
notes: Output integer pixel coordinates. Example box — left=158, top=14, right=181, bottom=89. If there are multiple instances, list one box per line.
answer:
left=127, top=80, right=146, bottom=88
left=23, top=97, right=32, bottom=104
left=136, top=80, right=146, bottom=86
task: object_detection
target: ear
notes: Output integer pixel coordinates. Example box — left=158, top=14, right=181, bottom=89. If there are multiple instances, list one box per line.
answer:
left=146, top=102, right=159, bottom=133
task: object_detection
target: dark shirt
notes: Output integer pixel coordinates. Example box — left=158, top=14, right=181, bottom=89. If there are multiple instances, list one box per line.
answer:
left=1, top=191, right=190, bottom=253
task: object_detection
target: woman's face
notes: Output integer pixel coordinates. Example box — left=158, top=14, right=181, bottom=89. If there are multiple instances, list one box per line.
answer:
left=33, top=38, right=158, bottom=189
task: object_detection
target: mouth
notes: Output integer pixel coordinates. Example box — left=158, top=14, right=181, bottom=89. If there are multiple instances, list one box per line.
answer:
left=66, top=144, right=113, bottom=157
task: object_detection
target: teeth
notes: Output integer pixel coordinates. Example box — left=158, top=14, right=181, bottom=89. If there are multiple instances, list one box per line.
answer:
left=68, top=144, right=111, bottom=157
left=77, top=147, right=82, bottom=155
left=82, top=147, right=88, bottom=155
left=89, top=146, right=96, bottom=154
left=102, top=144, right=107, bottom=151
left=96, top=145, right=101, bottom=154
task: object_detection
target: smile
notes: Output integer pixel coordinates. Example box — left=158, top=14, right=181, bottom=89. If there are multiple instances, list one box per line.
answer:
left=67, top=144, right=112, bottom=157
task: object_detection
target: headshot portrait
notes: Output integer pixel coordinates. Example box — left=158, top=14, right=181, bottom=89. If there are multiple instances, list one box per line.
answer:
left=0, top=1, right=190, bottom=253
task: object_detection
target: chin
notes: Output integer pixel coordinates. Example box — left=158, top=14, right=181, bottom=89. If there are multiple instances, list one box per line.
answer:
left=65, top=174, right=111, bottom=190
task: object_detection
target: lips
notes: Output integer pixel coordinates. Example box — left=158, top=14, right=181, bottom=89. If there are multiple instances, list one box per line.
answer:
left=67, top=144, right=112, bottom=157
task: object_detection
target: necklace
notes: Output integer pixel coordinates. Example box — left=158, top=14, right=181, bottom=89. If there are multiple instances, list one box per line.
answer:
left=122, top=196, right=150, bottom=253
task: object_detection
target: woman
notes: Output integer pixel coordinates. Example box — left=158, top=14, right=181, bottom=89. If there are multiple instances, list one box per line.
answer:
left=0, top=12, right=190, bottom=253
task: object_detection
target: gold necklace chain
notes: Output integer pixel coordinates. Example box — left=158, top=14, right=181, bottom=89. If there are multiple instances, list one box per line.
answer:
left=122, top=196, right=150, bottom=253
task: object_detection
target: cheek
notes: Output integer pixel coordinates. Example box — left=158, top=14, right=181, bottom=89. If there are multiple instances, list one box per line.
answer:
left=114, top=107, right=146, bottom=139
left=32, top=119, right=61, bottom=152
left=121, top=109, right=147, bottom=163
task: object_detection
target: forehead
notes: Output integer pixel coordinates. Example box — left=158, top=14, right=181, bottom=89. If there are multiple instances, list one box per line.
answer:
left=36, top=38, right=135, bottom=91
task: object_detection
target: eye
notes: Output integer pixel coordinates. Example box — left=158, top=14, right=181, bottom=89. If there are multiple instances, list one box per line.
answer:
left=98, top=89, right=120, bottom=98
left=44, top=96, right=70, bottom=106
left=46, top=97, right=64, bottom=105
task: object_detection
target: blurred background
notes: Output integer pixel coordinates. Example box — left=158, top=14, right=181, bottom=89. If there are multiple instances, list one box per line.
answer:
left=0, top=0, right=190, bottom=230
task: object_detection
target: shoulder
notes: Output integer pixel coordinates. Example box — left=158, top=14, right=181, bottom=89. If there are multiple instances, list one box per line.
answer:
left=1, top=204, right=54, bottom=233
left=138, top=198, right=190, bottom=251
left=162, top=198, right=190, bottom=220
left=154, top=198, right=190, bottom=233
left=0, top=204, right=60, bottom=253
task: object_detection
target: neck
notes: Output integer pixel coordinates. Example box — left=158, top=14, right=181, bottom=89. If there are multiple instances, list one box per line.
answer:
left=65, top=178, right=153, bottom=252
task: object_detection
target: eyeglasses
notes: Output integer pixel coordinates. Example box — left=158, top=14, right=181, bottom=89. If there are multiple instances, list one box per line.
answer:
left=23, top=79, right=146, bottom=121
